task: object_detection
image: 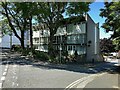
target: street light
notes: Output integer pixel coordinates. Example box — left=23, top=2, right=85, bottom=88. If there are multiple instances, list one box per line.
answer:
left=59, top=34, right=62, bottom=64
left=59, top=32, right=67, bottom=64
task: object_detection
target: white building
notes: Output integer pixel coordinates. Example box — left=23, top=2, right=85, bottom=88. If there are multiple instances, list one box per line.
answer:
left=33, top=14, right=101, bottom=62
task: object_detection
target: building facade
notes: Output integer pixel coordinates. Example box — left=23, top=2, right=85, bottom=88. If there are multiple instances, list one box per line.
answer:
left=33, top=14, right=101, bottom=62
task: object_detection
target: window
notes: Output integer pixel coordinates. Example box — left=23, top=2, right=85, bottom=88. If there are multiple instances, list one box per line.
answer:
left=70, top=46, right=72, bottom=50
left=43, top=37, right=48, bottom=44
left=73, top=46, right=76, bottom=50
left=68, top=45, right=73, bottom=50
left=68, top=45, right=71, bottom=50
left=80, top=23, right=86, bottom=33
left=34, top=38, right=39, bottom=43
left=43, top=45, right=48, bottom=51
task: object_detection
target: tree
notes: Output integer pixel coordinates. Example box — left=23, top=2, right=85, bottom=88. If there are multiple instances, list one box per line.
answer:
left=15, top=2, right=38, bottom=50
left=100, top=2, right=120, bottom=50
left=100, top=38, right=115, bottom=53
left=36, top=2, right=91, bottom=56
left=0, top=2, right=28, bottom=49
left=112, top=37, right=120, bottom=51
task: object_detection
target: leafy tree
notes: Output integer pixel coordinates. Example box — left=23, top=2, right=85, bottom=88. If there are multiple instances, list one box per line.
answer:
left=0, top=2, right=28, bottom=49
left=15, top=2, right=38, bottom=50
left=100, top=2, right=120, bottom=50
left=0, top=18, right=11, bottom=36
left=36, top=2, right=91, bottom=56
left=100, top=38, right=115, bottom=53
left=1, top=2, right=38, bottom=50
left=112, top=37, right=120, bottom=51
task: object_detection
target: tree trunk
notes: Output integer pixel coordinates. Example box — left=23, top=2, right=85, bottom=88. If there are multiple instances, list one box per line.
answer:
left=48, top=29, right=56, bottom=57
left=21, top=30, right=24, bottom=49
left=29, top=16, right=33, bottom=50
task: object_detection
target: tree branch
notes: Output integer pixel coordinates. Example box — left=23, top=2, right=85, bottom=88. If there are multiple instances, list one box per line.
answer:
left=2, top=2, right=21, bottom=41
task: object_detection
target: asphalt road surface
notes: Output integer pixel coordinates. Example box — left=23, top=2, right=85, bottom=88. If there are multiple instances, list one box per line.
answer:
left=0, top=50, right=119, bottom=89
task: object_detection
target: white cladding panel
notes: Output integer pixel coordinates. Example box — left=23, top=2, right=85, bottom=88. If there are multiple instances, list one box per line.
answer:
left=33, top=31, right=39, bottom=38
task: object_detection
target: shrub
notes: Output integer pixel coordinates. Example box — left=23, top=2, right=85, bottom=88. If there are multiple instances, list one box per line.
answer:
left=62, top=51, right=68, bottom=56
left=33, top=51, right=50, bottom=61
left=49, top=56, right=59, bottom=64
left=22, top=49, right=31, bottom=56
left=11, top=45, right=22, bottom=52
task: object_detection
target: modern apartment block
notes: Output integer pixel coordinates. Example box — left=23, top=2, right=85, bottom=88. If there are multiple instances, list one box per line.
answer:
left=33, top=14, right=101, bottom=62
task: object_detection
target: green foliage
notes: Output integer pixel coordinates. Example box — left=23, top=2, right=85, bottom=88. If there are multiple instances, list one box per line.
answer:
left=100, top=38, right=115, bottom=53
left=100, top=2, right=120, bottom=51
left=11, top=45, right=22, bottom=51
left=113, top=37, right=120, bottom=50
left=62, top=50, right=68, bottom=56
left=0, top=18, right=12, bottom=37
left=33, top=51, right=50, bottom=61
left=66, top=2, right=91, bottom=16
left=49, top=56, right=60, bottom=64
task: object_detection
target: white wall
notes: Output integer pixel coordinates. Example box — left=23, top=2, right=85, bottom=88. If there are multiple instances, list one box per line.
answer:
left=86, top=14, right=96, bottom=62
left=86, top=14, right=100, bottom=62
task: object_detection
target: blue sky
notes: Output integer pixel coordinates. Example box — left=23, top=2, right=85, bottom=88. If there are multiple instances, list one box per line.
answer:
left=88, top=2, right=113, bottom=39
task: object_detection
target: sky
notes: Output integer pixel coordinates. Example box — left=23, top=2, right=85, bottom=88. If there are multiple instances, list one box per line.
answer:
left=88, top=2, right=113, bottom=39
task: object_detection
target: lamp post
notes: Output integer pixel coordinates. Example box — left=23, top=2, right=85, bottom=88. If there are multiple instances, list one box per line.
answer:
left=59, top=35, right=62, bottom=64
left=59, top=32, right=67, bottom=64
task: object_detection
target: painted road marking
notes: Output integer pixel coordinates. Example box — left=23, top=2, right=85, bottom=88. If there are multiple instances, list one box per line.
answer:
left=6, top=65, right=8, bottom=68
left=3, top=72, right=7, bottom=76
left=17, top=84, right=19, bottom=87
left=65, top=75, right=95, bottom=90
left=77, top=76, right=96, bottom=88
left=113, top=86, right=119, bottom=89
left=4, top=68, right=8, bottom=72
left=0, top=64, right=9, bottom=88
left=0, top=83, right=2, bottom=88
left=65, top=73, right=106, bottom=90
left=12, top=82, right=15, bottom=87
left=1, top=76, right=5, bottom=81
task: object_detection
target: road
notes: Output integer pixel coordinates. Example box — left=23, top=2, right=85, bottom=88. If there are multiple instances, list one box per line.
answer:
left=76, top=59, right=119, bottom=89
left=0, top=50, right=120, bottom=89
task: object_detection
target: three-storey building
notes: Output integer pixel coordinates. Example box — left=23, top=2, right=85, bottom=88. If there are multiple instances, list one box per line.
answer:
left=33, top=14, right=101, bottom=62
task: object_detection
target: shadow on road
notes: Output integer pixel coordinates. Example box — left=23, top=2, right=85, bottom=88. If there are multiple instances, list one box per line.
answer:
left=1, top=53, right=120, bottom=75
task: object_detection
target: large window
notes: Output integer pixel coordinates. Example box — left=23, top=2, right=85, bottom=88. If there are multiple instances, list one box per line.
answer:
left=67, top=34, right=86, bottom=44
left=67, top=23, right=86, bottom=34
left=80, top=23, right=86, bottom=33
